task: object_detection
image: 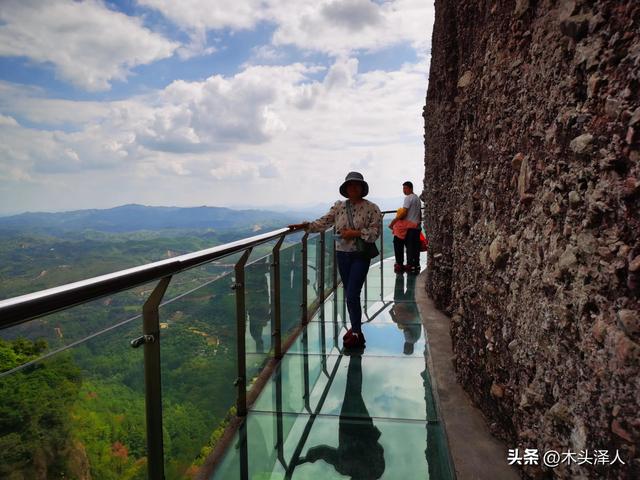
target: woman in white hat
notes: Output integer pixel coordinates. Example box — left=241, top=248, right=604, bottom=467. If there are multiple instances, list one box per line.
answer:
left=289, top=172, right=382, bottom=348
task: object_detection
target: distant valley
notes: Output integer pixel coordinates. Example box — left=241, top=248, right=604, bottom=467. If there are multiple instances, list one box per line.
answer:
left=0, top=204, right=302, bottom=300
left=0, top=203, right=301, bottom=234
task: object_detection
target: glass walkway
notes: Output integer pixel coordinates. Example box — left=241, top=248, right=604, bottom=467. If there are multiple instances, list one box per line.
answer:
left=209, top=254, right=454, bottom=479
left=0, top=223, right=454, bottom=480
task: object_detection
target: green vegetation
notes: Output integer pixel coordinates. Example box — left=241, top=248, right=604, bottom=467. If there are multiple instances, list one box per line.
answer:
left=0, top=338, right=81, bottom=480
left=0, top=220, right=308, bottom=479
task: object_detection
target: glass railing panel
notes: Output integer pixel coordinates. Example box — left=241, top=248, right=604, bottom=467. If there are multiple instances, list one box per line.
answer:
left=379, top=214, right=395, bottom=261
left=324, top=233, right=335, bottom=297
left=244, top=250, right=274, bottom=385
left=279, top=242, right=303, bottom=338
left=158, top=266, right=238, bottom=479
left=306, top=234, right=320, bottom=313
left=0, top=317, right=146, bottom=480
left=163, top=251, right=243, bottom=301
left=1, top=282, right=157, bottom=353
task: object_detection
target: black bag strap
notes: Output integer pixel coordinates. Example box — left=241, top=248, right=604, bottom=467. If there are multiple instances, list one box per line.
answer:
left=345, top=200, right=356, bottom=229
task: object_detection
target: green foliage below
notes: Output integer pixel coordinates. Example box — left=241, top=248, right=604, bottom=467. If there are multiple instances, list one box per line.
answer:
left=0, top=223, right=308, bottom=479
left=0, top=339, right=81, bottom=480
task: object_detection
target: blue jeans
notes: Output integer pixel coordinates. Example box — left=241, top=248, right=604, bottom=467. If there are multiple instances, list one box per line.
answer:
left=337, top=251, right=370, bottom=334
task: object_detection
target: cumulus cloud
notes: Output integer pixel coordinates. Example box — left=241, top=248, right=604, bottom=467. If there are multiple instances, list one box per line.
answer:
left=271, top=0, right=434, bottom=56
left=209, top=161, right=258, bottom=181
left=324, top=57, right=359, bottom=90
left=0, top=0, right=178, bottom=91
left=0, top=53, right=428, bottom=209
left=138, top=0, right=269, bottom=31
left=137, top=0, right=434, bottom=57
left=248, top=45, right=287, bottom=64
left=0, top=114, right=19, bottom=127
left=135, top=64, right=313, bottom=153
left=0, top=81, right=122, bottom=126
left=321, top=0, right=382, bottom=31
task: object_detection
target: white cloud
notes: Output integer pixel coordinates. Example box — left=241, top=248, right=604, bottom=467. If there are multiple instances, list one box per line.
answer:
left=0, top=54, right=428, bottom=211
left=324, top=57, right=359, bottom=90
left=138, top=0, right=269, bottom=31
left=270, top=0, right=434, bottom=56
left=135, top=64, right=312, bottom=153
left=259, top=161, right=281, bottom=178
left=248, top=45, right=287, bottom=64
left=0, top=114, right=19, bottom=127
left=0, top=0, right=178, bottom=91
left=321, top=0, right=383, bottom=31
left=0, top=82, right=122, bottom=125
left=138, top=0, right=434, bottom=57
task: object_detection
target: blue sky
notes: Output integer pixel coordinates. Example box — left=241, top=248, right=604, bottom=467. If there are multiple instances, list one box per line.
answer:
left=0, top=0, right=434, bottom=214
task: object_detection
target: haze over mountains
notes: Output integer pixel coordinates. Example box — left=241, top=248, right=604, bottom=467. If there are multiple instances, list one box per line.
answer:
left=0, top=196, right=407, bottom=234
left=0, top=204, right=302, bottom=234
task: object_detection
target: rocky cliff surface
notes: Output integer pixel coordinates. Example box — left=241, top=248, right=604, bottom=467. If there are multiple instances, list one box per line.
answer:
left=423, top=0, right=639, bottom=478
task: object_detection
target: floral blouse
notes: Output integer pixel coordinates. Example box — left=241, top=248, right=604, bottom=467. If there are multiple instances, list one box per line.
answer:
left=306, top=199, right=382, bottom=252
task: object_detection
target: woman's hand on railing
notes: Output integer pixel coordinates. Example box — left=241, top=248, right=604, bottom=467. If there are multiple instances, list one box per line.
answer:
left=288, top=222, right=309, bottom=231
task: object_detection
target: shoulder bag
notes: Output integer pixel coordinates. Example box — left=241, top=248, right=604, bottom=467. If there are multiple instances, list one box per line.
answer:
left=346, top=200, right=379, bottom=260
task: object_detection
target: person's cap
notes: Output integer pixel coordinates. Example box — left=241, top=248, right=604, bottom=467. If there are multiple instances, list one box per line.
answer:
left=339, top=171, right=369, bottom=198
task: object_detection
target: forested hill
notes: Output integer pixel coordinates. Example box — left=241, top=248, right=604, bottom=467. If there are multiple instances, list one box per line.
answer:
left=0, top=204, right=298, bottom=234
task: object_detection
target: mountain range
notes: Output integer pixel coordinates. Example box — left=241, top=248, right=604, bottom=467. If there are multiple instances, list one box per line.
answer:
left=0, top=204, right=302, bottom=234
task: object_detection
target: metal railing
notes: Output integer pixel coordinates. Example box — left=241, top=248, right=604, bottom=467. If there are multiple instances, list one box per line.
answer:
left=0, top=211, right=397, bottom=480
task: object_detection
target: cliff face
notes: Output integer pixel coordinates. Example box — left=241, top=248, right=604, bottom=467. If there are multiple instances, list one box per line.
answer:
left=423, top=0, right=639, bottom=478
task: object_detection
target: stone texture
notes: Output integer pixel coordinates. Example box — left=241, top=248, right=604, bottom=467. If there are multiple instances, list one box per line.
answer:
left=423, top=1, right=639, bottom=478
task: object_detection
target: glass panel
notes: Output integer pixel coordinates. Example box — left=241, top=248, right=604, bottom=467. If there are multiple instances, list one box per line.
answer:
left=280, top=243, right=303, bottom=338
left=318, top=355, right=436, bottom=421
left=364, top=252, right=428, bottom=303
left=0, top=317, right=146, bottom=480
left=158, top=267, right=238, bottom=479
left=289, top=303, right=341, bottom=356
left=324, top=230, right=335, bottom=298
left=306, top=234, right=320, bottom=313
left=244, top=252, right=274, bottom=383
left=1, top=283, right=155, bottom=352
left=379, top=213, right=395, bottom=261
left=212, top=412, right=452, bottom=479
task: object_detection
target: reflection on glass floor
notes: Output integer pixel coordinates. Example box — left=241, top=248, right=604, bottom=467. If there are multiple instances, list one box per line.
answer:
left=211, top=254, right=453, bottom=479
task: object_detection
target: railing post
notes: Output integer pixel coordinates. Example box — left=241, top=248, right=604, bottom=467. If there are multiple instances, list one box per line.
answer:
left=380, top=216, right=384, bottom=300
left=275, top=367, right=286, bottom=467
left=332, top=285, right=339, bottom=351
left=364, top=272, right=368, bottom=304
left=141, top=276, right=172, bottom=480
left=233, top=248, right=252, bottom=417
left=319, top=231, right=326, bottom=304
left=302, top=326, right=311, bottom=413
left=271, top=236, right=285, bottom=360
left=301, top=233, right=308, bottom=324
left=332, top=227, right=338, bottom=291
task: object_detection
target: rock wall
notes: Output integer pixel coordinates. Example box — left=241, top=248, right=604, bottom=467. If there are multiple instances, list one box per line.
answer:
left=422, top=1, right=639, bottom=478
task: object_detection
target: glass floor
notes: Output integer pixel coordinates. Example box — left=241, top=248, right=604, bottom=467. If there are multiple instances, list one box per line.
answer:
left=210, top=254, right=453, bottom=479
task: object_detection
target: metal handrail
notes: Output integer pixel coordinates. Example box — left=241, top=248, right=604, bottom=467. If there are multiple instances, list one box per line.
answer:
left=0, top=210, right=400, bottom=480
left=0, top=211, right=398, bottom=329
left=0, top=227, right=297, bottom=329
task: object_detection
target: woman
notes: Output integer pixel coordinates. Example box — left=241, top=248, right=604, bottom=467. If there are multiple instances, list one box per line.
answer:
left=289, top=172, right=382, bottom=348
